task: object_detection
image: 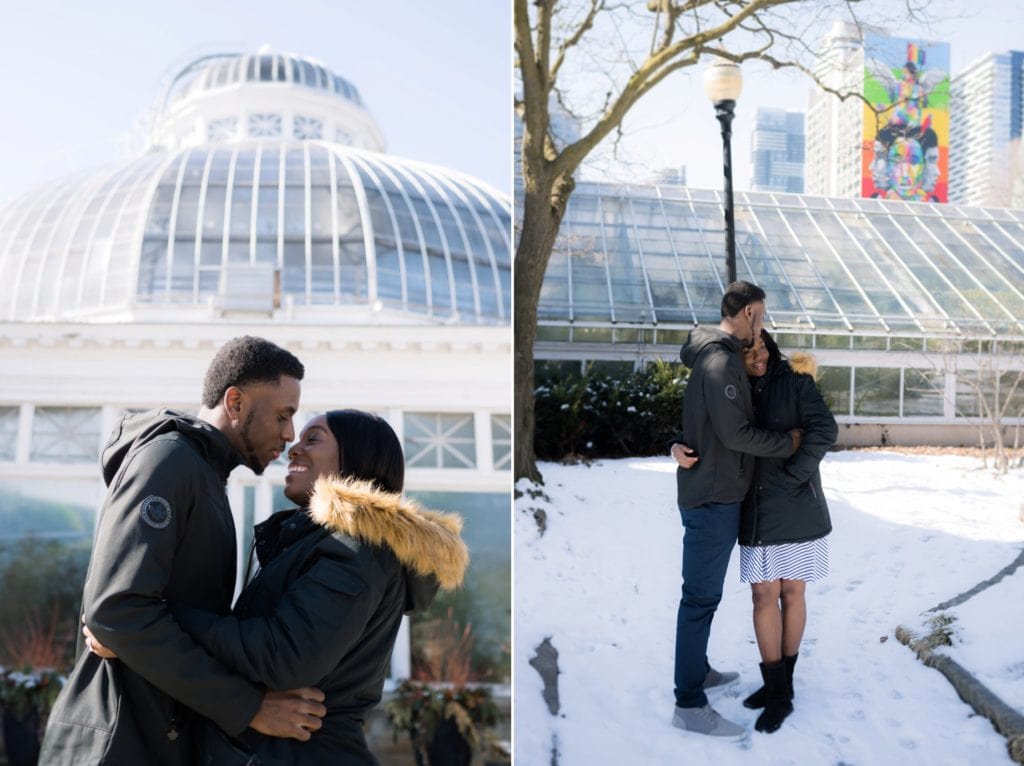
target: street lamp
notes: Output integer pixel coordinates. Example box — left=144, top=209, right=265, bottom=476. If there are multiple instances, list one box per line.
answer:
left=703, top=59, right=743, bottom=285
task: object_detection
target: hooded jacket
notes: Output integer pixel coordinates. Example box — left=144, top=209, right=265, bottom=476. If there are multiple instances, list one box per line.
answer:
left=40, top=410, right=263, bottom=766
left=173, top=475, right=470, bottom=766
left=739, top=351, right=838, bottom=546
left=674, top=327, right=796, bottom=509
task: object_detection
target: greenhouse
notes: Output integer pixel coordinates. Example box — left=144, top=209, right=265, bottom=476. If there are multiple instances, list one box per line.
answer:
left=535, top=183, right=1024, bottom=444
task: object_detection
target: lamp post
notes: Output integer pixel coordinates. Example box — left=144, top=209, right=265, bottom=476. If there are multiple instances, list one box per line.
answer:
left=703, top=59, right=743, bottom=285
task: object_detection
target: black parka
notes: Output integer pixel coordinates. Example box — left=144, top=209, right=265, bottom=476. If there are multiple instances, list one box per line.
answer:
left=673, top=327, right=796, bottom=509
left=739, top=351, right=838, bottom=546
left=39, top=410, right=263, bottom=766
left=174, top=475, right=469, bottom=766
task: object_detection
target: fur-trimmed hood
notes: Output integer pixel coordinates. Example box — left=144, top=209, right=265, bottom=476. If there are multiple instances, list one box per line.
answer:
left=308, top=475, right=469, bottom=590
left=789, top=351, right=818, bottom=378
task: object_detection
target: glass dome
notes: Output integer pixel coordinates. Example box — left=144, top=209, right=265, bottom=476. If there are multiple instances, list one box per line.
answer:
left=152, top=48, right=386, bottom=152
left=165, top=50, right=365, bottom=109
left=0, top=49, right=510, bottom=325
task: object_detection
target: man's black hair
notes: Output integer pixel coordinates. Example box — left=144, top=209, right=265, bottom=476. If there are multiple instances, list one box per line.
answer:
left=720, top=281, right=766, bottom=318
left=202, top=336, right=305, bottom=408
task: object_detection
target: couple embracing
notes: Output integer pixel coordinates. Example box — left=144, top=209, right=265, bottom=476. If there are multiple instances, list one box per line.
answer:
left=669, top=282, right=838, bottom=739
left=40, top=336, right=469, bottom=765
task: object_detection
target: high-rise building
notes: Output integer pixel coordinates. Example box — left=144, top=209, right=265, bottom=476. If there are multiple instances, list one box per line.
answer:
left=949, top=51, right=1024, bottom=207
left=805, top=22, right=864, bottom=197
left=751, top=108, right=805, bottom=192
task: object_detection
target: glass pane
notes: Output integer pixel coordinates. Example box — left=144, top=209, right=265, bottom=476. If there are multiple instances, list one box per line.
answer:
left=854, top=368, right=900, bottom=416
left=903, top=368, right=945, bottom=416
left=30, top=407, right=101, bottom=463
left=818, top=366, right=852, bottom=416
left=0, top=477, right=101, bottom=540
left=491, top=415, right=511, bottom=471
left=956, top=367, right=1024, bottom=419
left=407, top=491, right=510, bottom=683
left=0, top=407, right=18, bottom=460
left=403, top=413, right=476, bottom=469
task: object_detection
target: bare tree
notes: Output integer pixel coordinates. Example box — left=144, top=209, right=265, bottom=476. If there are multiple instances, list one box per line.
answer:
left=950, top=341, right=1024, bottom=474
left=514, top=0, right=938, bottom=482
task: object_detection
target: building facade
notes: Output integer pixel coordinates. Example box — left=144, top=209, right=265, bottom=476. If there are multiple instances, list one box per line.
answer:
left=751, top=108, right=805, bottom=193
left=949, top=51, right=1024, bottom=207
left=0, top=48, right=512, bottom=688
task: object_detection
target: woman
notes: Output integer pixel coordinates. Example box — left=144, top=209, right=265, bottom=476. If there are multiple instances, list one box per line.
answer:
left=177, top=409, right=469, bottom=764
left=737, top=330, right=837, bottom=733
left=677, top=330, right=836, bottom=734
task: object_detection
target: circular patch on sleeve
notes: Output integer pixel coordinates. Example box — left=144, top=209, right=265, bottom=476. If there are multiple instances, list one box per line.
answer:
left=724, top=384, right=737, bottom=400
left=140, top=495, right=172, bottom=529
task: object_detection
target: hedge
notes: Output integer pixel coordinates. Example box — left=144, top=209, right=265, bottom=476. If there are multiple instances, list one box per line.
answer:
left=534, top=359, right=689, bottom=460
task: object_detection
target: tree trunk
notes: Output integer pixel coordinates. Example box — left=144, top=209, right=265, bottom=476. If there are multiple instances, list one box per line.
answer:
left=515, top=179, right=570, bottom=483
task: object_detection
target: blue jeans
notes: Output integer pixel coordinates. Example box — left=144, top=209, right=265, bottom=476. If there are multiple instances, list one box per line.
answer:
left=673, top=501, right=741, bottom=708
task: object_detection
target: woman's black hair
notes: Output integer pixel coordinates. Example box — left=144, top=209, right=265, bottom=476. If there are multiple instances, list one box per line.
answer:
left=760, top=328, right=784, bottom=368
left=324, top=410, right=405, bottom=494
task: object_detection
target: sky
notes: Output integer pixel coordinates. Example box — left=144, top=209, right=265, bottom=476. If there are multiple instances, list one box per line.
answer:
left=0, top=0, right=511, bottom=203
left=576, top=0, right=1024, bottom=190
left=515, top=451, right=1024, bottom=764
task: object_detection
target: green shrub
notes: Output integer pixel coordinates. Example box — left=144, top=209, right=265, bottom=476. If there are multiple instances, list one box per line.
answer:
left=534, top=359, right=689, bottom=460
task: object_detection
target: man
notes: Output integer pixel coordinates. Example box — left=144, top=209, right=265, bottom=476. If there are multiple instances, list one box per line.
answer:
left=669, top=282, right=801, bottom=740
left=40, top=336, right=326, bottom=765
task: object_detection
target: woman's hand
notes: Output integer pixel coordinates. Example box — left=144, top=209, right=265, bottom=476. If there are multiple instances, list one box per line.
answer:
left=670, top=443, right=699, bottom=469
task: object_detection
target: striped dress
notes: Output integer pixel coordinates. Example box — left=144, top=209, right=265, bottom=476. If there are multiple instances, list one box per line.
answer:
left=739, top=536, right=829, bottom=584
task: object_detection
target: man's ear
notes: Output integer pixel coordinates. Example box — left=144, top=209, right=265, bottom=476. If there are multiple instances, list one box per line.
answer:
left=223, top=386, right=245, bottom=421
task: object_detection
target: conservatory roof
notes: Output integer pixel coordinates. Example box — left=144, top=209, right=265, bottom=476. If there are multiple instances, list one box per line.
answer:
left=0, top=143, right=510, bottom=325
left=537, top=184, right=1024, bottom=340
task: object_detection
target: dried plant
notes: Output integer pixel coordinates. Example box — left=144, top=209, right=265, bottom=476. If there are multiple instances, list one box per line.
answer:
left=0, top=604, right=69, bottom=669
left=413, top=607, right=476, bottom=686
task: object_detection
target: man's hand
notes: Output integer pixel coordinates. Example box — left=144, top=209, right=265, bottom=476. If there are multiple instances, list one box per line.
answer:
left=670, top=443, right=699, bottom=469
left=83, top=624, right=118, bottom=659
left=789, top=429, right=804, bottom=454
left=249, top=688, right=327, bottom=741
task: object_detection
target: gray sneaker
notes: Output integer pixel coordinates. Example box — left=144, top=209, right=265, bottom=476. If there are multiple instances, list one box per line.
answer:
left=672, top=704, right=746, bottom=740
left=703, top=667, right=740, bottom=690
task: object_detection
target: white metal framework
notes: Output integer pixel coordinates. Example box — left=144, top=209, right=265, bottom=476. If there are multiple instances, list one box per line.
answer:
left=537, top=184, right=1024, bottom=343
left=0, top=145, right=509, bottom=324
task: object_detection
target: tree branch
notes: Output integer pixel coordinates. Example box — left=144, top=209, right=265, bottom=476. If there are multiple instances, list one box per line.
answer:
left=551, top=0, right=606, bottom=84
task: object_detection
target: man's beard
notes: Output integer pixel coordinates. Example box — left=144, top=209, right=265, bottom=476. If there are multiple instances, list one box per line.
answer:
left=239, top=409, right=266, bottom=476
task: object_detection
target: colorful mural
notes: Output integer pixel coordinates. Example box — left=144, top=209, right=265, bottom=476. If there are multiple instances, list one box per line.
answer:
left=862, top=34, right=950, bottom=202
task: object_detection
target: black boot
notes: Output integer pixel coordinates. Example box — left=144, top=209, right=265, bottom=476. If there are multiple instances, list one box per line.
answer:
left=754, top=660, right=794, bottom=734
left=743, top=653, right=797, bottom=709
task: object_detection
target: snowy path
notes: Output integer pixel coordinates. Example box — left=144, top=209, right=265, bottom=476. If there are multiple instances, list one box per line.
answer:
left=515, top=451, right=1024, bottom=765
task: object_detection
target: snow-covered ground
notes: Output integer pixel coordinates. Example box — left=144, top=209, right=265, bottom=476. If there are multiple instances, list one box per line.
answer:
left=514, top=451, right=1024, bottom=765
